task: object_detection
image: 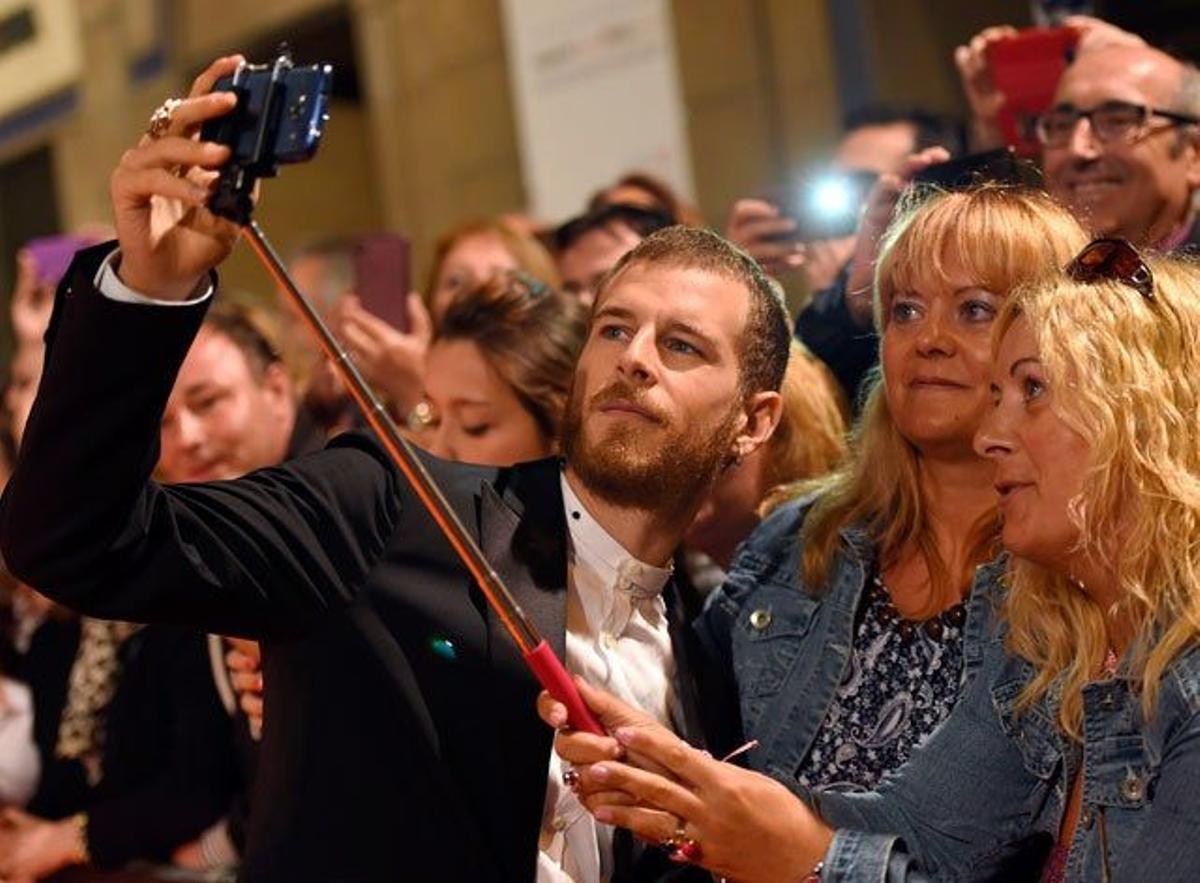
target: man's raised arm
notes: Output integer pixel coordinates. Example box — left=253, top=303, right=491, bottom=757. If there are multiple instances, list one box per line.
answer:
left=0, top=56, right=403, bottom=639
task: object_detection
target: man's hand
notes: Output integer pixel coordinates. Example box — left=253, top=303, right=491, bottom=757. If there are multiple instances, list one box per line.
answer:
left=954, top=25, right=1019, bottom=152
left=225, top=638, right=263, bottom=741
left=724, top=199, right=805, bottom=279
left=9, top=252, right=53, bottom=350
left=111, top=55, right=245, bottom=301
left=171, top=838, right=206, bottom=870
left=842, top=147, right=950, bottom=327
left=332, top=293, right=433, bottom=416
left=0, top=809, right=85, bottom=882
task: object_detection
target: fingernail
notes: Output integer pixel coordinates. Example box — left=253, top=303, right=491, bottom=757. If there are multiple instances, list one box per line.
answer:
left=591, top=764, right=610, bottom=781
left=614, top=727, right=637, bottom=745
left=549, top=708, right=567, bottom=727
left=594, top=807, right=614, bottom=823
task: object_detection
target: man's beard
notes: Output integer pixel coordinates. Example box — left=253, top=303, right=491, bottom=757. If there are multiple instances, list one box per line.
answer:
left=561, top=375, right=741, bottom=515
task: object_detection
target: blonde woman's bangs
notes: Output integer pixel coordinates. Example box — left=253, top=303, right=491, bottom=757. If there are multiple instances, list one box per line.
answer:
left=875, top=187, right=1087, bottom=331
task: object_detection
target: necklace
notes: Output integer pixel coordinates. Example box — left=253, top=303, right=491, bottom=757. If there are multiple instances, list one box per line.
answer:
left=870, top=574, right=966, bottom=641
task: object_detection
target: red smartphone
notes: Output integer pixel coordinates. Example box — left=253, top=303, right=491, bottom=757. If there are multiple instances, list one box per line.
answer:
left=354, top=234, right=412, bottom=333
left=985, top=26, right=1080, bottom=157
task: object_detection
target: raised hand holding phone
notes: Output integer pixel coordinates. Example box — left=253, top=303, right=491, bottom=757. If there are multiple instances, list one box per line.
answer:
left=111, top=56, right=243, bottom=301
left=843, top=147, right=950, bottom=325
left=334, top=292, right=432, bottom=416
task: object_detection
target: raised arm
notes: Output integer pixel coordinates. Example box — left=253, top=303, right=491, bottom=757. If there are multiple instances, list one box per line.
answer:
left=0, top=57, right=404, bottom=638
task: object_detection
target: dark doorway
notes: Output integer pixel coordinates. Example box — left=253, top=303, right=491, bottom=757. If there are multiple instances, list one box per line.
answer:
left=0, top=144, right=60, bottom=365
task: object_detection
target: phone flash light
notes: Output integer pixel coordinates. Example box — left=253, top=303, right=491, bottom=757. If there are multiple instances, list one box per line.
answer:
left=809, top=176, right=856, bottom=219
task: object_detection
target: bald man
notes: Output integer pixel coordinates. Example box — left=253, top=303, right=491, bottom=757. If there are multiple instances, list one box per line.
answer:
left=1041, top=43, right=1200, bottom=249
left=960, top=24, right=1200, bottom=250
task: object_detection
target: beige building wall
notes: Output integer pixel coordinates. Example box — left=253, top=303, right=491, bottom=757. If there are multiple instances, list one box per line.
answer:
left=7, top=0, right=1025, bottom=307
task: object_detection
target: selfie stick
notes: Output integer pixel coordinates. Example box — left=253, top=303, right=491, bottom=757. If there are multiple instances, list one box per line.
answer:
left=239, top=221, right=602, bottom=735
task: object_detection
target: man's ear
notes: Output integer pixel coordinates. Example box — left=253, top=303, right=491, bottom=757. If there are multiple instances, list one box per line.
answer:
left=733, top=390, right=783, bottom=461
left=261, top=362, right=295, bottom=413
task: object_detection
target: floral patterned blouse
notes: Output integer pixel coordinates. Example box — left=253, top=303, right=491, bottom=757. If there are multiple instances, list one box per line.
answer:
left=795, top=571, right=967, bottom=792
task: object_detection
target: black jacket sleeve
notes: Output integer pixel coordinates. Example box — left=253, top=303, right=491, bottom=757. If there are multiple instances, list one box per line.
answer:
left=795, top=267, right=880, bottom=410
left=0, top=245, right=402, bottom=639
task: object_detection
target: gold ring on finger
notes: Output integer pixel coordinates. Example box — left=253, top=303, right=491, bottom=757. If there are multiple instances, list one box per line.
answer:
left=661, top=820, right=701, bottom=864
left=146, top=98, right=184, bottom=140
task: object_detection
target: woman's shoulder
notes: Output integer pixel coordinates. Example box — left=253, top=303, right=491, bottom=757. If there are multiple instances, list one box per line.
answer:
left=1162, top=642, right=1200, bottom=718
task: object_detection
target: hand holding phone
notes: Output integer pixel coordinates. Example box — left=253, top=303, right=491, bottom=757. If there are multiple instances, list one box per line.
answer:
left=774, top=170, right=879, bottom=243
left=200, top=53, right=333, bottom=224
left=954, top=25, right=1020, bottom=150
left=724, top=199, right=805, bottom=278
left=110, top=56, right=245, bottom=301
left=842, top=147, right=950, bottom=326
left=984, top=27, right=1080, bottom=156
left=334, top=291, right=432, bottom=416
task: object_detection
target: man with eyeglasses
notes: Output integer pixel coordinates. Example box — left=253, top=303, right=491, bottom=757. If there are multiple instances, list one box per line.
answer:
left=1039, top=43, right=1200, bottom=251
left=960, top=23, right=1200, bottom=252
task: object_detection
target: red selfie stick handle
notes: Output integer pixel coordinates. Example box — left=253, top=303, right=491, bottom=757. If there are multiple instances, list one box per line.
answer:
left=524, top=640, right=604, bottom=735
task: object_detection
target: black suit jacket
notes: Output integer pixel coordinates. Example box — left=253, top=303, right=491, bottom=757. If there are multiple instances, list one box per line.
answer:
left=1, top=245, right=733, bottom=882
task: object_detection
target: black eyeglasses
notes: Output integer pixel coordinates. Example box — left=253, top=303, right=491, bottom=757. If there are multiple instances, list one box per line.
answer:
left=1064, top=238, right=1155, bottom=300
left=1035, top=100, right=1200, bottom=148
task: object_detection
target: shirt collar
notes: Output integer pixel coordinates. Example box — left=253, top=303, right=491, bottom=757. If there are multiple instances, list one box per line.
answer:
left=560, top=472, right=673, bottom=600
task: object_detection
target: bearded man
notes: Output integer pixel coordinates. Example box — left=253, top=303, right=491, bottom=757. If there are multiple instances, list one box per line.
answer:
left=0, top=57, right=789, bottom=883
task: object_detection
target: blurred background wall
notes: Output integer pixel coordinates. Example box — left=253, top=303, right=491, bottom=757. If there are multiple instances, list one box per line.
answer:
left=0, top=0, right=1191, bottom=354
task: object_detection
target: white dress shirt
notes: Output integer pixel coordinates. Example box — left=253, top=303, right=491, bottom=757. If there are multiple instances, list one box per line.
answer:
left=537, top=474, right=678, bottom=883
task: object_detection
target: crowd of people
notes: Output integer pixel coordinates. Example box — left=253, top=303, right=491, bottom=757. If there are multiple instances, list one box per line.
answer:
left=0, top=11, right=1198, bottom=883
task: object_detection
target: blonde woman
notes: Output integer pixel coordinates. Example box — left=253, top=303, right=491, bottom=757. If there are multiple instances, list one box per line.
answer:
left=688, top=186, right=1087, bottom=796
left=545, top=242, right=1200, bottom=882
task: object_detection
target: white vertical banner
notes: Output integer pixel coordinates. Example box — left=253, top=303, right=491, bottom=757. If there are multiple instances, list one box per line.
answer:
left=500, top=0, right=695, bottom=222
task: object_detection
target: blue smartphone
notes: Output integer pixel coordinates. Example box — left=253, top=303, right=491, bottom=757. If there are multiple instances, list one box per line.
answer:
left=201, top=53, right=333, bottom=222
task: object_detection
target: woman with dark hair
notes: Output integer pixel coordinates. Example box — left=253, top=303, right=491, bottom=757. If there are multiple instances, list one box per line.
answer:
left=421, top=271, right=588, bottom=466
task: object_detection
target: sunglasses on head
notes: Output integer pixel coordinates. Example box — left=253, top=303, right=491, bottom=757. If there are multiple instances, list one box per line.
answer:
left=1064, top=238, right=1155, bottom=301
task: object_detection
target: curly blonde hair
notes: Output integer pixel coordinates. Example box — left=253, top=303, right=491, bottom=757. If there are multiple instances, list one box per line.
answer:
left=798, top=187, right=1089, bottom=609
left=999, top=255, right=1200, bottom=739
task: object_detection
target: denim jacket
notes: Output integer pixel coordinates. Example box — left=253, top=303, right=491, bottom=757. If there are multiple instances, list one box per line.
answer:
left=694, top=496, right=1004, bottom=790
left=812, top=607, right=1200, bottom=882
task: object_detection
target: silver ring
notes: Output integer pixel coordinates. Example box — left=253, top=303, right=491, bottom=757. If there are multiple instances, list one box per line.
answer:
left=561, top=767, right=580, bottom=790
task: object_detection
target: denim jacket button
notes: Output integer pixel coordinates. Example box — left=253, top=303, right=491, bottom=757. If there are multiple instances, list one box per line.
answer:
left=749, top=609, right=772, bottom=630
left=1080, top=806, right=1095, bottom=829
left=1121, top=774, right=1145, bottom=801
left=1100, top=691, right=1118, bottom=710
